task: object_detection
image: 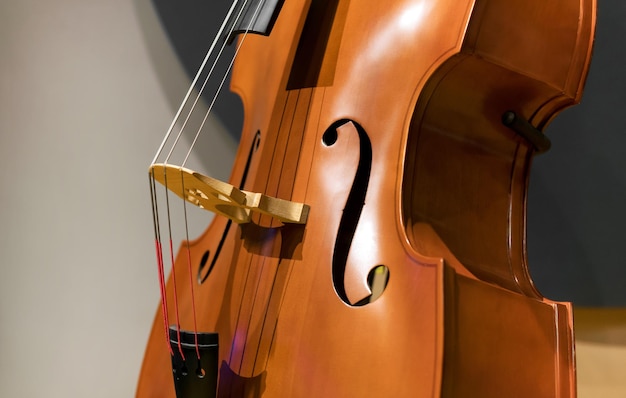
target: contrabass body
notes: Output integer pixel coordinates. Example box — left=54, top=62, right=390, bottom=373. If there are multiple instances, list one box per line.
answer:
left=137, top=0, right=596, bottom=396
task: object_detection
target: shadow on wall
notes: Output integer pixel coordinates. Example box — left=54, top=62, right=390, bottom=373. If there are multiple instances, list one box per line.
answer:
left=528, top=0, right=626, bottom=306
left=148, top=0, right=244, bottom=138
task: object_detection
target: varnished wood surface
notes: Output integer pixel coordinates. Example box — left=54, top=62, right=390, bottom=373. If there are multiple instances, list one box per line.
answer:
left=138, top=0, right=596, bottom=396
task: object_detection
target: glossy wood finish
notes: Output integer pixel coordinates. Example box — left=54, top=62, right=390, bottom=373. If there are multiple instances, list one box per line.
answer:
left=138, top=0, right=596, bottom=396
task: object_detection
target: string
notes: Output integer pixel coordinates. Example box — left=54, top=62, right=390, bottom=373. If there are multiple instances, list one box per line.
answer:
left=147, top=0, right=312, bottom=378
left=149, top=0, right=245, bottom=360
left=252, top=90, right=315, bottom=371
left=160, top=0, right=263, bottom=349
left=165, top=0, right=260, bottom=362
left=237, top=89, right=297, bottom=363
left=150, top=0, right=242, bottom=166
left=180, top=0, right=266, bottom=168
left=226, top=91, right=295, bottom=371
left=180, top=172, right=201, bottom=360
left=161, top=0, right=251, bottom=166
left=149, top=0, right=267, bottom=363
left=155, top=5, right=246, bottom=359
left=162, top=169, right=186, bottom=360
left=149, top=172, right=174, bottom=356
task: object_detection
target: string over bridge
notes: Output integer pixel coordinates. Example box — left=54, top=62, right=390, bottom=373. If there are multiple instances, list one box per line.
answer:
left=150, top=164, right=309, bottom=224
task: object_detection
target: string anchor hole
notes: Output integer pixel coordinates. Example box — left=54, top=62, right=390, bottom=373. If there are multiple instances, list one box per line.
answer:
left=196, top=361, right=206, bottom=379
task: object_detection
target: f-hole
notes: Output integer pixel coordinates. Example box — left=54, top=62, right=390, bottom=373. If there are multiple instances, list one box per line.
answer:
left=323, top=119, right=390, bottom=306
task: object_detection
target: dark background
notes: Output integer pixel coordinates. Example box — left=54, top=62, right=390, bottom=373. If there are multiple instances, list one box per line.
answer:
left=152, top=0, right=626, bottom=306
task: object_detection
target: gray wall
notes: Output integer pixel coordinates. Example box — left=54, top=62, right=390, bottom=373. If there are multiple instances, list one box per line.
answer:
left=0, top=1, right=235, bottom=396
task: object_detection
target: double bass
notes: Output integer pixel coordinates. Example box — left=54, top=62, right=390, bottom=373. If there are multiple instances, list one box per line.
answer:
left=138, top=0, right=596, bottom=396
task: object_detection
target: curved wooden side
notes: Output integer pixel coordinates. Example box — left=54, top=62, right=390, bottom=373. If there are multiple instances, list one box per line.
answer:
left=442, top=267, right=576, bottom=396
left=138, top=0, right=596, bottom=396
left=411, top=222, right=575, bottom=397
left=402, top=0, right=596, bottom=396
left=403, top=0, right=596, bottom=295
